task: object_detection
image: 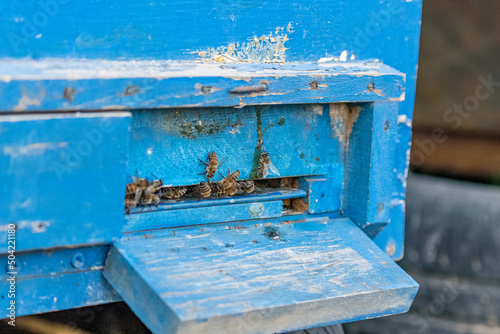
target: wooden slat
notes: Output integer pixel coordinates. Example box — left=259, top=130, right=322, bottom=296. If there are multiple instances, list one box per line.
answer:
left=104, top=218, right=418, bottom=334
left=0, top=60, right=405, bottom=112
left=0, top=113, right=131, bottom=252
left=124, top=200, right=283, bottom=232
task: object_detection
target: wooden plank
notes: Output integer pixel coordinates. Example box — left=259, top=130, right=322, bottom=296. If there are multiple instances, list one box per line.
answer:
left=0, top=270, right=121, bottom=317
left=298, top=164, right=343, bottom=214
left=410, top=130, right=500, bottom=180
left=0, top=245, right=109, bottom=280
left=124, top=200, right=283, bottom=232
left=0, top=60, right=405, bottom=111
left=341, top=103, right=400, bottom=256
left=128, top=104, right=343, bottom=187
left=0, top=112, right=131, bottom=252
left=104, top=218, right=419, bottom=334
left=0, top=1, right=421, bottom=67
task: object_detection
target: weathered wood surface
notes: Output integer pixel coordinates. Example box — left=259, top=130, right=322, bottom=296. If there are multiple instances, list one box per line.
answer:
left=0, top=60, right=405, bottom=112
left=128, top=105, right=343, bottom=187
left=340, top=103, right=402, bottom=257
left=124, top=200, right=283, bottom=232
left=0, top=270, right=121, bottom=317
left=0, top=112, right=131, bottom=252
left=104, top=218, right=419, bottom=334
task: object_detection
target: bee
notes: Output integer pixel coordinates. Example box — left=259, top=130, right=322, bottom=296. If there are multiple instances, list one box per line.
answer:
left=199, top=152, right=225, bottom=181
left=210, top=182, right=226, bottom=197
left=219, top=169, right=240, bottom=190
left=125, top=176, right=149, bottom=204
left=139, top=192, right=160, bottom=207
left=226, top=183, right=239, bottom=196
left=197, top=181, right=211, bottom=198
left=238, top=180, right=255, bottom=194
left=143, top=179, right=163, bottom=196
left=159, top=186, right=187, bottom=199
left=125, top=198, right=137, bottom=212
left=255, top=151, right=280, bottom=179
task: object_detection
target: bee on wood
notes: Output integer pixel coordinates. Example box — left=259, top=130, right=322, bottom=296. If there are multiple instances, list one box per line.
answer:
left=226, top=183, right=240, bottom=196
left=255, top=151, right=280, bottom=179
left=210, top=182, right=226, bottom=197
left=143, top=179, right=163, bottom=197
left=159, top=186, right=187, bottom=199
left=139, top=192, right=160, bottom=207
left=219, top=169, right=240, bottom=190
left=197, top=181, right=211, bottom=198
left=125, top=198, right=138, bottom=212
left=125, top=176, right=149, bottom=204
left=238, top=180, right=255, bottom=194
left=199, top=152, right=226, bottom=181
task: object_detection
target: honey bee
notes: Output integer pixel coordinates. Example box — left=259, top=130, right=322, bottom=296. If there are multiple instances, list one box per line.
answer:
left=159, top=186, right=187, bottom=199
left=125, top=198, right=137, bottom=212
left=226, top=183, right=239, bottom=196
left=256, top=151, right=280, bottom=179
left=197, top=181, right=211, bottom=198
left=210, top=182, right=226, bottom=197
left=238, top=180, right=255, bottom=194
left=139, top=192, right=160, bottom=207
left=199, top=152, right=226, bottom=181
left=219, top=169, right=240, bottom=190
left=125, top=176, right=149, bottom=204
left=143, top=179, right=163, bottom=196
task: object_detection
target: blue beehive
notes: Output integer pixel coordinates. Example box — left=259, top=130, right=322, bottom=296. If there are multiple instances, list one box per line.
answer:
left=0, top=1, right=422, bottom=333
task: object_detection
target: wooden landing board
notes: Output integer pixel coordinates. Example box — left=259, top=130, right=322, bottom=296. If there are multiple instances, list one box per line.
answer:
left=104, top=218, right=418, bottom=334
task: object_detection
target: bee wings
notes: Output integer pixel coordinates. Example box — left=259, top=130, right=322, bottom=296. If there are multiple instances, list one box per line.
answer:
left=217, top=156, right=228, bottom=169
left=268, top=162, right=280, bottom=176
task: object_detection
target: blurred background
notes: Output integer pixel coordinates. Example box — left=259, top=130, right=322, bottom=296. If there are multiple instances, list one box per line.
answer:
left=345, top=1, right=500, bottom=333
left=2, top=1, right=499, bottom=333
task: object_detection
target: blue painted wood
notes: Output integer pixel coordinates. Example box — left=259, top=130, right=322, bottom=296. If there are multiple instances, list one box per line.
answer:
left=0, top=1, right=421, bottom=66
left=0, top=61, right=405, bottom=112
left=128, top=187, right=306, bottom=214
left=1, top=214, right=341, bottom=318
left=0, top=270, right=121, bottom=317
left=128, top=104, right=343, bottom=187
left=0, top=112, right=131, bottom=252
left=298, top=164, right=343, bottom=214
left=104, top=218, right=419, bottom=334
left=124, top=200, right=283, bottom=232
left=341, top=103, right=398, bottom=243
left=0, top=245, right=109, bottom=280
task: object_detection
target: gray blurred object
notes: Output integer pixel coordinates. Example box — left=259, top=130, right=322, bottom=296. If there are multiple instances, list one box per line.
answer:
left=344, top=174, right=500, bottom=334
left=286, top=324, right=344, bottom=334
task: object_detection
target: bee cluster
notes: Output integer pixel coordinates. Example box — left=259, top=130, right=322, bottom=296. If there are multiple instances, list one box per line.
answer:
left=125, top=150, right=278, bottom=212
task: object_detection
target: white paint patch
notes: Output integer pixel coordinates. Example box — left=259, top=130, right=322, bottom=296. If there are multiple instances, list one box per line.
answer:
left=3, top=142, right=67, bottom=158
left=198, top=25, right=292, bottom=63
left=16, top=220, right=51, bottom=233
left=339, top=51, right=348, bottom=62
left=147, top=147, right=153, bottom=155
left=35, top=34, right=42, bottom=39
left=397, top=114, right=412, bottom=127
left=13, top=87, right=46, bottom=111
left=312, top=104, right=323, bottom=115
left=229, top=128, right=241, bottom=135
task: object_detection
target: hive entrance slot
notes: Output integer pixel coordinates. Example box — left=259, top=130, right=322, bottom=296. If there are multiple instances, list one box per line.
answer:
left=125, top=176, right=310, bottom=215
